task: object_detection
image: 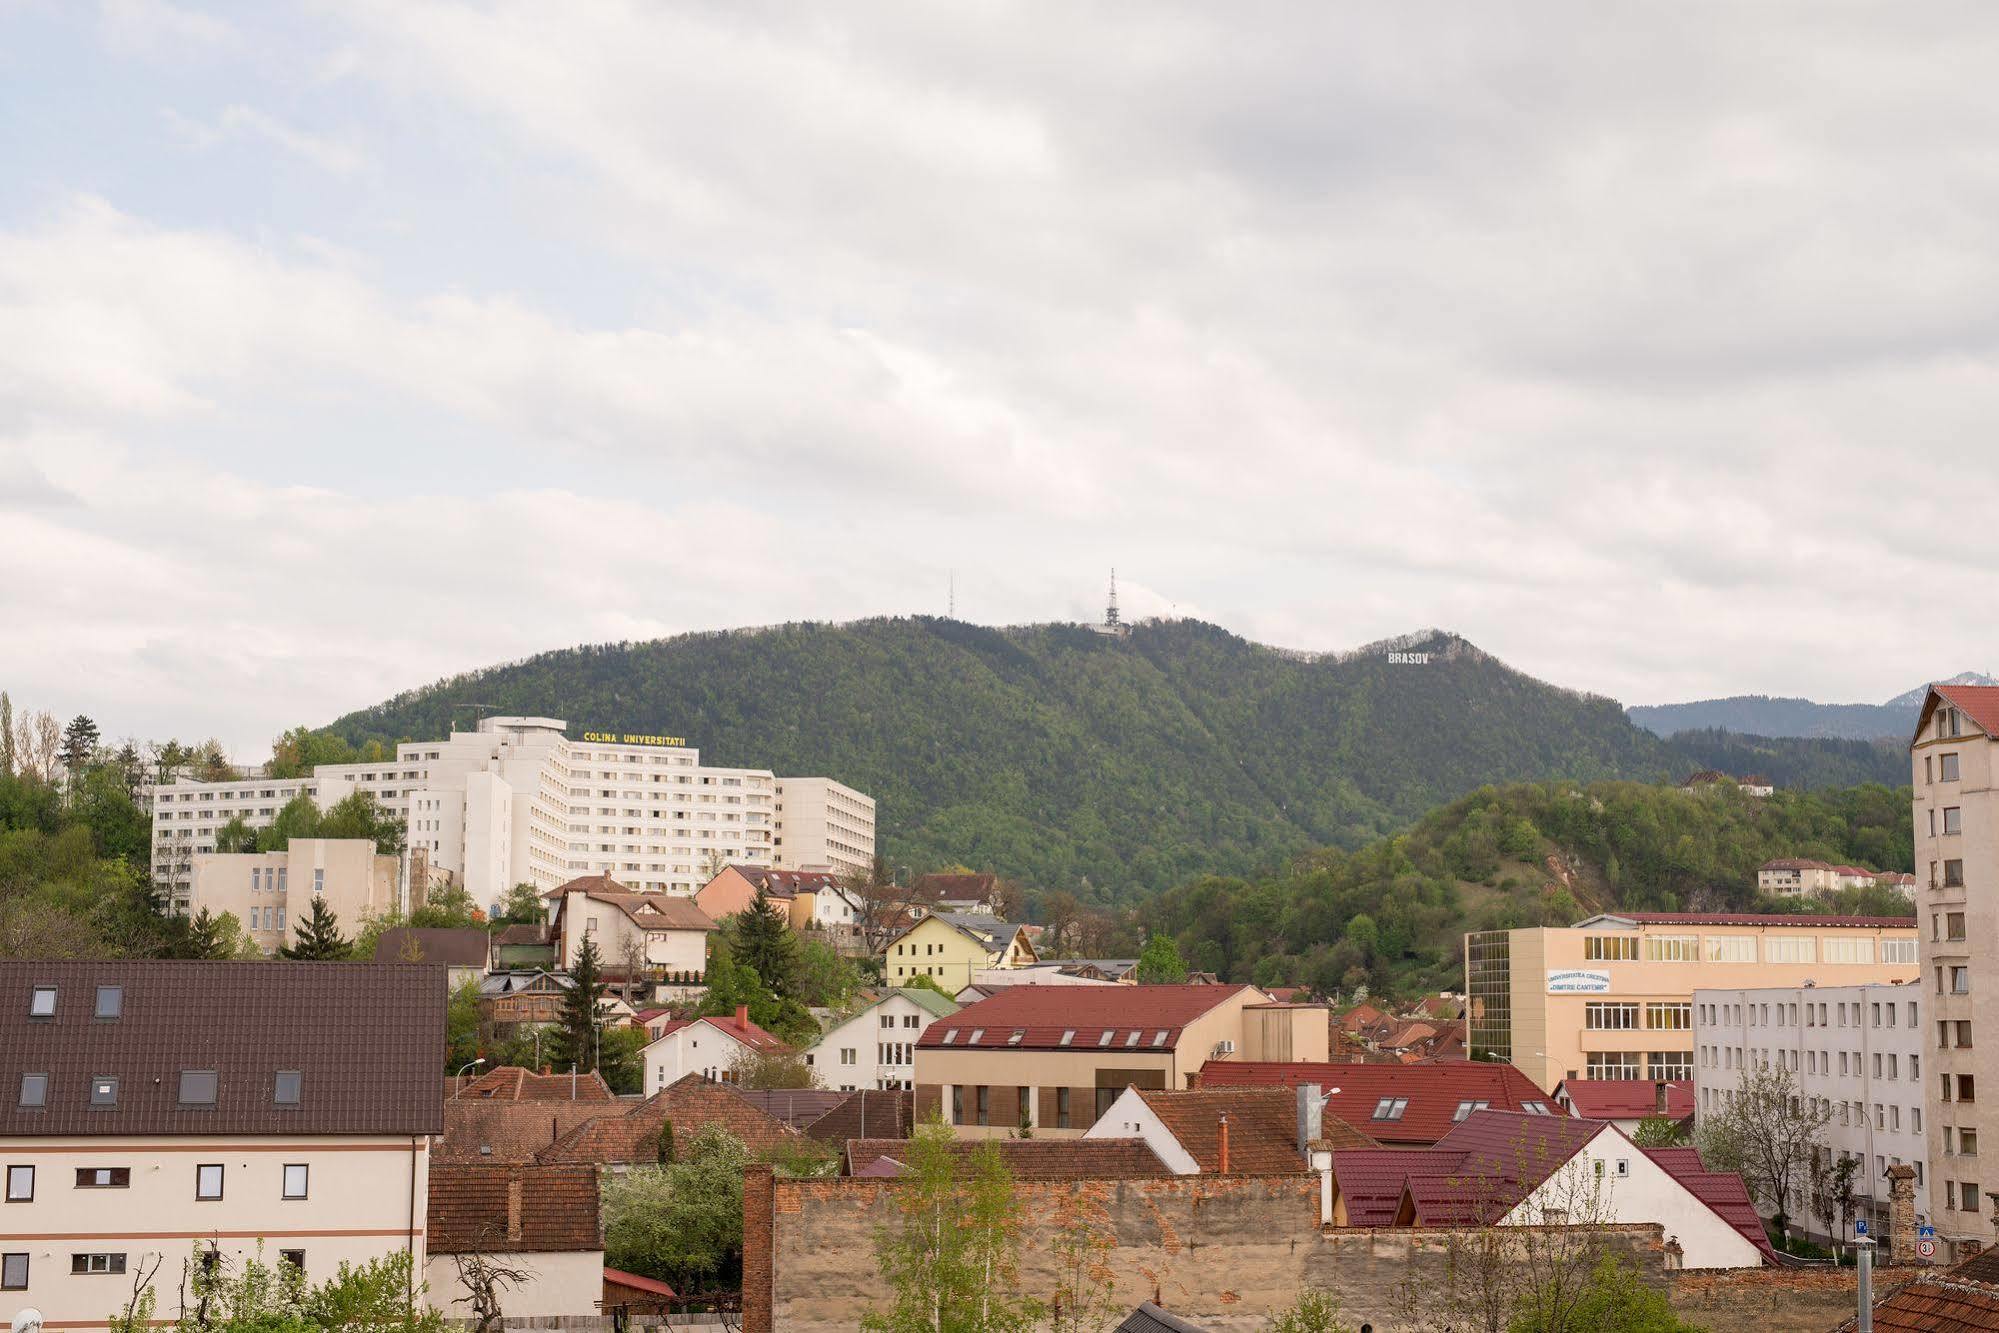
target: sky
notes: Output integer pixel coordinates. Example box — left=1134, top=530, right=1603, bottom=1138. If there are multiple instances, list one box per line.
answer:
left=4, top=1, right=1997, bottom=757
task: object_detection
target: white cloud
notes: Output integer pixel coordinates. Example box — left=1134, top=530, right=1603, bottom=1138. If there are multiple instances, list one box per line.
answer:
left=167, top=105, right=371, bottom=177
left=96, top=0, right=237, bottom=58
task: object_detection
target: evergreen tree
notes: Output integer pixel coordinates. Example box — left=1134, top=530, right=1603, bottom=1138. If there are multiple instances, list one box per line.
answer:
left=554, top=937, right=606, bottom=1071
left=281, top=896, right=352, bottom=961
left=736, top=887, right=799, bottom=999
left=184, top=907, right=229, bottom=960
left=57, top=714, right=100, bottom=773
left=0, top=691, right=13, bottom=778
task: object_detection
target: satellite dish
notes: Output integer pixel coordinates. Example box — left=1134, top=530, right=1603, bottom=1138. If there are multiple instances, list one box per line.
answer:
left=14, top=1307, right=44, bottom=1333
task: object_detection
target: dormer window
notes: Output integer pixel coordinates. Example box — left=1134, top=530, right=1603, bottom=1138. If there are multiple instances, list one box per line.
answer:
left=28, top=987, right=55, bottom=1019
left=968, top=1029, right=985, bottom=1044
left=940, top=1030, right=958, bottom=1046
left=1124, top=1031, right=1142, bottom=1048
left=1151, top=1030, right=1169, bottom=1047
left=1098, top=1031, right=1114, bottom=1047
left=1059, top=1030, right=1076, bottom=1047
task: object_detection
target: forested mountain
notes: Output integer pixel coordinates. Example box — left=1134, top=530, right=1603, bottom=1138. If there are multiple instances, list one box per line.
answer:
left=1629, top=673, right=1998, bottom=741
left=1145, top=779, right=1915, bottom=996
left=326, top=617, right=1899, bottom=897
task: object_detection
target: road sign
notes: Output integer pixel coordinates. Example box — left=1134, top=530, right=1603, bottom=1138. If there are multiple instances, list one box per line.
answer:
left=1854, top=1219, right=1870, bottom=1237
left=1920, top=1224, right=1938, bottom=1239
left=1919, top=1239, right=1938, bottom=1258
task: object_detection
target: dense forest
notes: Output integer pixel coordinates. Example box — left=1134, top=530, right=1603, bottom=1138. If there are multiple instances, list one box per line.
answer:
left=1142, top=778, right=1914, bottom=998
left=322, top=617, right=1903, bottom=898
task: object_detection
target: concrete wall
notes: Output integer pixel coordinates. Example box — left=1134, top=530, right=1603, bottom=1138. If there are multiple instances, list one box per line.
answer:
left=426, top=1250, right=604, bottom=1320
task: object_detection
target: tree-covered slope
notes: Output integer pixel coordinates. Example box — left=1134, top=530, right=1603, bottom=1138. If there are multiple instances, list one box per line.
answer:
left=323, top=617, right=1883, bottom=896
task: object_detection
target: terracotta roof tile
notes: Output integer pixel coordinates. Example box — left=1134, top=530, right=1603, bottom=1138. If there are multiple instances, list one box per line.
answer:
left=534, top=1075, right=798, bottom=1165
left=437, top=1101, right=611, bottom=1164
left=1201, top=1061, right=1553, bottom=1145
left=1556, top=1079, right=1693, bottom=1122
left=1131, top=1088, right=1375, bottom=1174
left=803, top=1089, right=914, bottom=1144
left=646, top=1013, right=791, bottom=1055
left=454, top=1066, right=616, bottom=1102
left=921, top=985, right=1250, bottom=1053
left=1928, top=684, right=1999, bottom=741
left=844, top=1136, right=1170, bottom=1180
left=730, top=1088, right=850, bottom=1129
left=428, top=1163, right=601, bottom=1253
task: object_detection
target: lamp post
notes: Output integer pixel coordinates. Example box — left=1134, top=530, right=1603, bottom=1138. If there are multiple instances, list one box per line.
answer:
left=453, top=1057, right=485, bottom=1097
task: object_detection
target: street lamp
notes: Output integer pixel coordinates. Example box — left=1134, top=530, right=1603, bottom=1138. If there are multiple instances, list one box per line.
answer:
left=453, top=1058, right=485, bottom=1097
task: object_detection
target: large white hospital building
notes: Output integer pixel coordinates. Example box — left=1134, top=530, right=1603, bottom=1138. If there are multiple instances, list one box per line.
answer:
left=148, top=716, right=874, bottom=911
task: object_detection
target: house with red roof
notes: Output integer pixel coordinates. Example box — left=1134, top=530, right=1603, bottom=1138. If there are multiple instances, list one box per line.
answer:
left=1085, top=1085, right=1379, bottom=1174
left=913, top=985, right=1330, bottom=1136
left=1199, top=1059, right=1553, bottom=1146
left=640, top=1005, right=792, bottom=1090
left=1553, top=1078, right=1693, bottom=1135
left=1328, top=1109, right=1776, bottom=1269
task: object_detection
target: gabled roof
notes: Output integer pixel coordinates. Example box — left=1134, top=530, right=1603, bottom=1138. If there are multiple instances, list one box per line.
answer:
left=1556, top=1079, right=1693, bottom=1122
left=1201, top=1060, right=1552, bottom=1145
left=1134, top=1088, right=1377, bottom=1174
left=902, top=912, right=1031, bottom=954
left=844, top=1136, right=1169, bottom=1180
left=911, top=871, right=997, bottom=902
left=428, top=1163, right=601, bottom=1254
left=724, top=865, right=842, bottom=897
left=1639, top=1148, right=1781, bottom=1265
left=1116, top=1303, right=1216, bottom=1333
left=534, top=1074, right=798, bottom=1165
left=921, top=985, right=1250, bottom=1053
left=454, top=1065, right=615, bottom=1102
left=604, top=1267, right=678, bottom=1301
left=729, top=1088, right=850, bottom=1129
left=1572, top=911, right=1915, bottom=929
left=645, top=1011, right=791, bottom=1055
left=436, top=1100, right=610, bottom=1164
left=1760, top=858, right=1835, bottom=872
left=374, top=927, right=490, bottom=967
left=804, top=1089, right=913, bottom=1144
left=834, top=986, right=960, bottom=1029
left=1917, top=683, right=1999, bottom=744
left=546, top=875, right=718, bottom=932
left=0, top=960, right=445, bottom=1138
left=481, top=969, right=573, bottom=997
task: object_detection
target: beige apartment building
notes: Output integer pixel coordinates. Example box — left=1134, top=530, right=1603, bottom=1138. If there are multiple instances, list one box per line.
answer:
left=912, top=984, right=1329, bottom=1137
left=0, top=959, right=444, bottom=1330
left=771, top=777, right=876, bottom=880
left=1467, top=911, right=1919, bottom=1092
left=1912, top=684, right=1999, bottom=1261
left=188, top=839, right=399, bottom=954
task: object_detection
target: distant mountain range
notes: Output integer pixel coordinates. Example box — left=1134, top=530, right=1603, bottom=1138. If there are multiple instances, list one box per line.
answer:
left=1629, top=672, right=1999, bottom=741
left=322, top=617, right=1912, bottom=897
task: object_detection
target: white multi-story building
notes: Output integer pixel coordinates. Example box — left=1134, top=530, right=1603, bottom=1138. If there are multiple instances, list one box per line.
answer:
left=804, top=987, right=961, bottom=1092
left=772, top=777, right=876, bottom=880
left=1694, top=982, right=1930, bottom=1241
left=148, top=717, right=873, bottom=911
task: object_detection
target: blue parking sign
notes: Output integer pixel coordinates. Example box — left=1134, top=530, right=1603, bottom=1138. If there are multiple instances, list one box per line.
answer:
left=1854, top=1219, right=1869, bottom=1237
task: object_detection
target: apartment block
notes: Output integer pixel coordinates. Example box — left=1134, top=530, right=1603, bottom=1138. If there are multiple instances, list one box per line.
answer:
left=148, top=716, right=872, bottom=911
left=772, top=777, right=876, bottom=880
left=1694, top=983, right=1929, bottom=1241
left=1466, top=911, right=1920, bottom=1092
left=0, top=959, right=443, bottom=1330
left=188, top=838, right=399, bottom=953
left=1912, top=684, right=1999, bottom=1261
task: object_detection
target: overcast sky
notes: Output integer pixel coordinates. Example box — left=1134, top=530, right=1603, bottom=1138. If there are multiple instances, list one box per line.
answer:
left=4, top=1, right=1996, bottom=755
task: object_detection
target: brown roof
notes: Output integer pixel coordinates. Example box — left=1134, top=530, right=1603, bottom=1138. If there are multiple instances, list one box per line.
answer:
left=534, top=1075, right=798, bottom=1165
left=911, top=872, right=997, bottom=902
left=493, top=924, right=548, bottom=946
left=844, top=1136, right=1170, bottom=1179
left=805, top=1089, right=914, bottom=1144
left=428, top=1163, right=601, bottom=1253
left=437, top=1100, right=612, bottom=1164
left=0, top=959, right=445, bottom=1138
left=919, top=984, right=1249, bottom=1052
left=1134, top=1088, right=1376, bottom=1174
left=374, top=927, right=490, bottom=967
left=454, top=1066, right=616, bottom=1102
left=729, top=1088, right=849, bottom=1128
left=730, top=866, right=841, bottom=896
left=546, top=875, right=717, bottom=932
left=1835, top=1244, right=1999, bottom=1331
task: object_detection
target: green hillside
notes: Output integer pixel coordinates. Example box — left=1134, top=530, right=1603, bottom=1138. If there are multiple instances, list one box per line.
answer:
left=323, top=617, right=1895, bottom=897
left=1146, top=778, right=1915, bottom=996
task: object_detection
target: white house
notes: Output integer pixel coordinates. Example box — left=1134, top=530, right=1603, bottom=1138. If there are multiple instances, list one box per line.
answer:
left=804, top=988, right=960, bottom=1092
left=425, top=1164, right=603, bottom=1318
left=640, top=1006, right=791, bottom=1090
left=543, top=873, right=715, bottom=976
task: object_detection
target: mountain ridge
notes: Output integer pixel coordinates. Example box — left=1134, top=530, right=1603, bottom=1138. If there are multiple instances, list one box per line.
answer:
left=1630, top=671, right=1998, bottom=741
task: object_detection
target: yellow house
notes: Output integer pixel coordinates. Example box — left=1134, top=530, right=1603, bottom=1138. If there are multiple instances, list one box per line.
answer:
left=886, top=913, right=1037, bottom=991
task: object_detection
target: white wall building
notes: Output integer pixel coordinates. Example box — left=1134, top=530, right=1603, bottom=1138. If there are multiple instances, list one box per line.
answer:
left=641, top=1008, right=791, bottom=1090
left=1694, top=983, right=1930, bottom=1240
left=804, top=988, right=960, bottom=1092
left=772, top=777, right=876, bottom=880
left=148, top=717, right=873, bottom=911
left=189, top=839, right=399, bottom=954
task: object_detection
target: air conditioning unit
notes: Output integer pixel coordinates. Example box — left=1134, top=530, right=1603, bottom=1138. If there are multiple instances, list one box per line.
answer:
left=1213, top=1039, right=1237, bottom=1057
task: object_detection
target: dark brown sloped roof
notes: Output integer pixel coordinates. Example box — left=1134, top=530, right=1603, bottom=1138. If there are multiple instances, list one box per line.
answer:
left=428, top=1163, right=601, bottom=1253
left=729, top=1088, right=849, bottom=1128
left=436, top=1101, right=613, bottom=1164
left=0, top=959, right=445, bottom=1138
left=373, top=927, right=490, bottom=967
left=805, top=1089, right=914, bottom=1144
left=534, top=1075, right=798, bottom=1166
left=844, top=1136, right=1169, bottom=1179
left=1116, top=1303, right=1216, bottom=1333
left=1135, top=1088, right=1376, bottom=1173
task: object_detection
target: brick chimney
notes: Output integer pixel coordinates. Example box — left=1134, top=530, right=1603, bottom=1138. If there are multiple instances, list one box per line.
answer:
left=506, top=1177, right=524, bottom=1243
left=1887, top=1164, right=1918, bottom=1263
left=1654, top=1081, right=1670, bottom=1115
left=1217, top=1114, right=1230, bottom=1175
left=1296, top=1083, right=1324, bottom=1155
left=737, top=1004, right=750, bottom=1028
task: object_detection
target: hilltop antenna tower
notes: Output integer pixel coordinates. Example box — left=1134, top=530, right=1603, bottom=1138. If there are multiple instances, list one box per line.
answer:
left=1106, top=568, right=1121, bottom=631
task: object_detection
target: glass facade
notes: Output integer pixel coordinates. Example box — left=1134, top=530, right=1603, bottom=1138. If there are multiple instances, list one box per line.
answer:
left=1466, top=929, right=1512, bottom=1062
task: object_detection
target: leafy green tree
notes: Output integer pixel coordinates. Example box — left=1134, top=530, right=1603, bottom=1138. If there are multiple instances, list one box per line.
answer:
left=445, top=976, right=484, bottom=1073
left=1629, top=1116, right=1688, bottom=1148
left=601, top=1124, right=753, bottom=1291
left=727, top=1048, right=819, bottom=1090
left=1134, top=933, right=1188, bottom=984
left=411, top=882, right=480, bottom=929
left=553, top=937, right=606, bottom=1071
left=598, top=1024, right=649, bottom=1095
left=215, top=815, right=259, bottom=853
left=493, top=882, right=546, bottom=925
left=1510, top=1253, right=1704, bottom=1333
left=795, top=934, right=865, bottom=1008
left=737, top=886, right=799, bottom=998
left=1268, top=1288, right=1355, bottom=1333
left=281, top=896, right=351, bottom=961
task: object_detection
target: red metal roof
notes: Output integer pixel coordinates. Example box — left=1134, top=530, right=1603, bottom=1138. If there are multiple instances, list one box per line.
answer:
left=644, top=1012, right=790, bottom=1054
left=920, top=984, right=1250, bottom=1052
left=1585, top=912, right=1915, bottom=928
left=1556, top=1079, right=1693, bottom=1122
left=1643, top=1150, right=1782, bottom=1264
left=1202, top=1060, right=1552, bottom=1145
left=1331, top=1148, right=1468, bottom=1225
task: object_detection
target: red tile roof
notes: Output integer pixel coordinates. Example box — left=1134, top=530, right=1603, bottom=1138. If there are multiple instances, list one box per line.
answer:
left=428, top=1163, right=601, bottom=1253
left=455, top=1066, right=616, bottom=1102
left=1556, top=1079, right=1693, bottom=1122
left=1202, top=1061, right=1553, bottom=1145
left=535, top=1074, right=798, bottom=1165
left=1581, top=912, right=1915, bottom=928
left=646, top=1012, right=791, bottom=1055
left=604, top=1268, right=678, bottom=1302
left=437, top=1101, right=610, bottom=1164
left=803, top=1089, right=914, bottom=1144
left=920, top=984, right=1250, bottom=1053
left=1130, top=1089, right=1309, bottom=1174
left=1928, top=684, right=1999, bottom=740
left=844, top=1136, right=1169, bottom=1179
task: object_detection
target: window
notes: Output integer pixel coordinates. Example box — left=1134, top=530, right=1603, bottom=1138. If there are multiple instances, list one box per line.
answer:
left=2, top=1253, right=26, bottom=1290
left=1646, top=1003, right=1692, bottom=1031
left=1372, top=1097, right=1409, bottom=1121
left=1151, top=1030, right=1169, bottom=1047
left=94, top=986, right=122, bottom=1020
left=1823, top=938, right=1876, bottom=965
left=178, top=1070, right=218, bottom=1106
left=1883, top=939, right=1917, bottom=965
left=274, top=1071, right=302, bottom=1105
left=75, top=1168, right=129, bottom=1189
left=1097, top=1031, right=1114, bottom=1047
left=1124, top=1031, right=1142, bottom=1048
left=1058, top=1030, right=1075, bottom=1047
left=5, top=1166, right=31, bottom=1202
left=940, top=1029, right=957, bottom=1045
left=1965, top=1129, right=1980, bottom=1157
left=1953, top=967, right=1972, bottom=995
left=196, top=1164, right=223, bottom=1200
left=1586, top=1051, right=1642, bottom=1080
left=1944, top=807, right=1963, bottom=835
left=71, top=1254, right=126, bottom=1275
left=279, top=1250, right=305, bottom=1271
left=28, top=986, right=55, bottom=1019
left=90, top=1076, right=118, bottom=1107
left=13, top=1075, right=42, bottom=1109
left=1945, top=860, right=1965, bottom=888
left=968, top=1029, right=985, bottom=1044
left=950, top=1086, right=963, bottom=1124
left=1583, top=936, right=1639, bottom=961
left=1644, top=935, right=1698, bottom=962
left=1705, top=936, right=1755, bottom=963
left=1964, top=1182, right=1982, bottom=1213
left=1941, top=753, right=1962, bottom=782
left=1648, top=1051, right=1693, bottom=1081
left=282, top=1164, right=309, bottom=1200
left=975, top=1086, right=990, bottom=1127
left=1056, top=1087, right=1071, bottom=1130
left=1585, top=1003, right=1639, bottom=1030
left=1962, top=1074, right=1978, bottom=1103
left=1765, top=936, right=1816, bottom=963
left=1948, top=913, right=1968, bottom=941
left=1452, top=1100, right=1490, bottom=1121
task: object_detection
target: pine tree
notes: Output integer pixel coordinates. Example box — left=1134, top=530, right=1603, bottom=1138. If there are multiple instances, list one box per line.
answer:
left=281, top=897, right=351, bottom=961
left=554, top=937, right=606, bottom=1071
left=736, top=887, right=799, bottom=999
left=185, top=908, right=227, bottom=960
left=58, top=714, right=100, bottom=773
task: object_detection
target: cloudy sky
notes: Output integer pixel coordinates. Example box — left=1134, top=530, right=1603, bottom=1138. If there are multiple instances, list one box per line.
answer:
left=4, top=1, right=1996, bottom=755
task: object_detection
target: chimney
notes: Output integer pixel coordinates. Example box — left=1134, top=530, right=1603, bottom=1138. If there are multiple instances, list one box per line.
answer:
left=1297, top=1083, right=1324, bottom=1155
left=1887, top=1164, right=1919, bottom=1263
left=737, top=1004, right=750, bottom=1028
left=1654, top=1081, right=1669, bottom=1116
left=1217, top=1114, right=1230, bottom=1175
left=506, top=1177, right=524, bottom=1243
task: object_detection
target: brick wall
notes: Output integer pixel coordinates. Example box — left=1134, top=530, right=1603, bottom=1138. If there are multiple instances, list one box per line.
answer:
left=742, top=1164, right=775, bottom=1333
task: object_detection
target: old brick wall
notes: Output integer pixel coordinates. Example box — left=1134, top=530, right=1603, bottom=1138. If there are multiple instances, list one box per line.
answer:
left=1666, top=1266, right=1864, bottom=1333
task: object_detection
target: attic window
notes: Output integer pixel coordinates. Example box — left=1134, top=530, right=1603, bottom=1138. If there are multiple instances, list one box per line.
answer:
left=1522, top=1101, right=1551, bottom=1115
left=1151, top=1030, right=1169, bottom=1047
left=1097, top=1032, right=1114, bottom=1047
left=1124, top=1031, right=1142, bottom=1048
left=90, top=1077, right=119, bottom=1108
left=968, top=1029, right=985, bottom=1044
left=17, top=1074, right=47, bottom=1109
left=1059, top=1030, right=1076, bottom=1047
left=28, top=987, right=55, bottom=1019
left=1007, top=1030, right=1025, bottom=1046
left=1371, top=1097, right=1409, bottom=1121
left=178, top=1071, right=218, bottom=1106
left=941, top=1030, right=957, bottom=1045
left=274, top=1071, right=302, bottom=1105
left=1452, top=1099, right=1490, bottom=1122
left=94, top=986, right=122, bottom=1020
